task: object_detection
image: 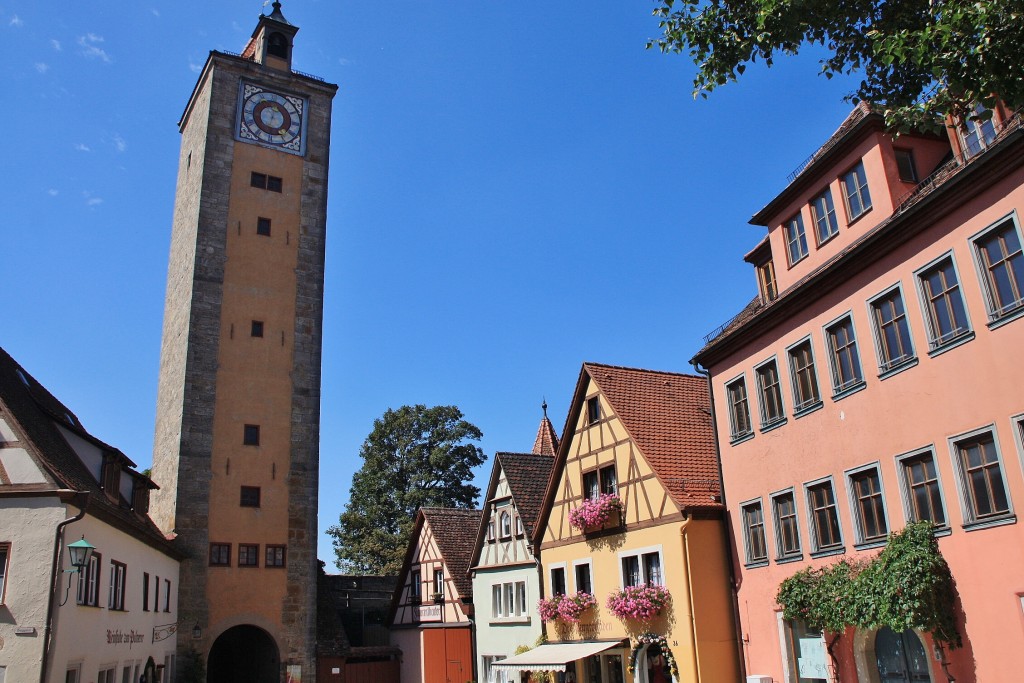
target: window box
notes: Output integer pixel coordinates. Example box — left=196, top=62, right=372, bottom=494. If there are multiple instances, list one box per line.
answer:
left=605, top=584, right=671, bottom=621
left=431, top=592, right=445, bottom=604
left=569, top=493, right=623, bottom=532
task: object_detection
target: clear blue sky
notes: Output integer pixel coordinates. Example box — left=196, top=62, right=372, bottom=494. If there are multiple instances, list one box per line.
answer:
left=3, top=2, right=862, bottom=567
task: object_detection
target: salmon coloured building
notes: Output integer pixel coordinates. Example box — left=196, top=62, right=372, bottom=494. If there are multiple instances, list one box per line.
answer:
left=693, top=103, right=1024, bottom=682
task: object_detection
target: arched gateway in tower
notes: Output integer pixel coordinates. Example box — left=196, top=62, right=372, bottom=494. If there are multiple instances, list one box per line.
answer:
left=148, top=3, right=337, bottom=680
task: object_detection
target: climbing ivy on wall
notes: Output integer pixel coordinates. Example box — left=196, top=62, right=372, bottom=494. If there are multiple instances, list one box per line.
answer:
left=776, top=521, right=961, bottom=647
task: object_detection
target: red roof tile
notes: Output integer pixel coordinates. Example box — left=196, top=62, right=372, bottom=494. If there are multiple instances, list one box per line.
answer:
left=583, top=363, right=722, bottom=511
left=421, top=507, right=482, bottom=599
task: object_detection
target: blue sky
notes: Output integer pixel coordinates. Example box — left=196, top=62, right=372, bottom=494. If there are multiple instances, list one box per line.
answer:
left=2, top=2, right=862, bottom=566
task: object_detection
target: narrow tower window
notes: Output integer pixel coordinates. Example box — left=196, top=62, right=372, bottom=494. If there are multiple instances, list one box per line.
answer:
left=257, top=217, right=272, bottom=236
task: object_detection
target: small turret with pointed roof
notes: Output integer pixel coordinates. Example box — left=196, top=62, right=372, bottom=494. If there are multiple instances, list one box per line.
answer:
left=240, top=0, right=298, bottom=71
left=531, top=399, right=559, bottom=456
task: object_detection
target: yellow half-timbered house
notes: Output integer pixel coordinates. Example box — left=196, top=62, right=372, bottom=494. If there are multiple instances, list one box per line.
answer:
left=497, top=363, right=741, bottom=683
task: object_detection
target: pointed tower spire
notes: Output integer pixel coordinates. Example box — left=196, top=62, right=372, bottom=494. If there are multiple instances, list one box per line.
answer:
left=532, top=399, right=559, bottom=456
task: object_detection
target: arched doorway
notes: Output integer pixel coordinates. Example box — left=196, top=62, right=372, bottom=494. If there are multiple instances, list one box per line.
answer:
left=208, top=624, right=280, bottom=683
left=631, top=643, right=674, bottom=683
left=874, top=627, right=930, bottom=682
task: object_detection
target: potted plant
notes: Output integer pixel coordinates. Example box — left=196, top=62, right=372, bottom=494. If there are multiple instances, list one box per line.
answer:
left=606, top=584, right=671, bottom=620
left=537, top=595, right=561, bottom=622
left=557, top=592, right=598, bottom=623
left=568, top=493, right=623, bottom=531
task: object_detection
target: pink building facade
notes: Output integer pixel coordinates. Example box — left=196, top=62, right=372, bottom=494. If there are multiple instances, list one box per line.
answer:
left=693, top=103, right=1024, bottom=682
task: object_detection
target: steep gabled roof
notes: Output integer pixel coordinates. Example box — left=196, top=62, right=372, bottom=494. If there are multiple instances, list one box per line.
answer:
left=0, top=346, right=177, bottom=557
left=536, top=363, right=722, bottom=541
left=421, top=507, right=482, bottom=599
left=469, top=451, right=555, bottom=569
left=584, top=363, right=721, bottom=509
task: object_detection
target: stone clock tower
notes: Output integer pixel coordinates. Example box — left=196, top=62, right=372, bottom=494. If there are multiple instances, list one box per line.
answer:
left=150, top=3, right=336, bottom=680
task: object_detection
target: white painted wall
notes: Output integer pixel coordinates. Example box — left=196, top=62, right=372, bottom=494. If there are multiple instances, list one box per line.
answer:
left=0, top=496, right=66, bottom=683
left=472, top=563, right=544, bottom=681
left=0, top=496, right=179, bottom=683
left=392, top=628, right=422, bottom=683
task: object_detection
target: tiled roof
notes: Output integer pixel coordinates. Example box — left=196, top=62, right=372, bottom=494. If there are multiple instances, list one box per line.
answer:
left=532, top=414, right=559, bottom=456
left=422, top=507, right=482, bottom=600
left=497, top=452, right=555, bottom=541
left=0, top=346, right=177, bottom=556
left=583, top=363, right=722, bottom=511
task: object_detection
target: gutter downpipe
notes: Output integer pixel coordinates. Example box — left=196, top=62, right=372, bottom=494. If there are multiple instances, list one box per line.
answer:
left=41, top=491, right=90, bottom=683
left=677, top=516, right=700, bottom=683
left=691, top=360, right=748, bottom=682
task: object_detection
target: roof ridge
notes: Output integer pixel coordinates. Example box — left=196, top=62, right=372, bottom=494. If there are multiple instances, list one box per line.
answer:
left=582, top=361, right=702, bottom=380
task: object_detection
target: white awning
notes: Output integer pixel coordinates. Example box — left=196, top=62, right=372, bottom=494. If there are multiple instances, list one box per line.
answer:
left=491, top=641, right=624, bottom=673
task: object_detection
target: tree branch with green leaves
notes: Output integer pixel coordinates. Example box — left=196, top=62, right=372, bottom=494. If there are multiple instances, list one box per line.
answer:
left=650, top=0, right=1024, bottom=130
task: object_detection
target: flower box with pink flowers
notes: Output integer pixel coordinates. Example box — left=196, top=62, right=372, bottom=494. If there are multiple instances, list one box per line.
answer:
left=605, top=584, right=671, bottom=620
left=537, top=592, right=597, bottom=623
left=568, top=493, right=623, bottom=532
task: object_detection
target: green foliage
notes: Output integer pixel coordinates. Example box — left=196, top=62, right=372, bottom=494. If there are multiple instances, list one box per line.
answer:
left=776, top=521, right=960, bottom=646
left=327, top=405, right=484, bottom=575
left=650, top=0, right=1024, bottom=130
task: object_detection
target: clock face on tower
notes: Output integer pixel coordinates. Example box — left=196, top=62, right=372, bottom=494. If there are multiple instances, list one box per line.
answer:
left=236, top=82, right=307, bottom=155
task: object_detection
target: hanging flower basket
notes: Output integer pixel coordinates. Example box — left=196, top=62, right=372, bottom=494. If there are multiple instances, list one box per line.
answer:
left=556, top=592, right=598, bottom=623
left=537, top=596, right=561, bottom=622
left=568, top=493, right=623, bottom=531
left=606, top=584, right=671, bottom=620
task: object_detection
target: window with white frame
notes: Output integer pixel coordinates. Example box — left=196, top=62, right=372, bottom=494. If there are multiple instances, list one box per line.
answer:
left=550, top=565, right=566, bottom=596
left=896, top=448, right=947, bottom=527
left=515, top=581, right=527, bottom=614
left=787, top=339, right=821, bottom=412
left=65, top=667, right=81, bottom=683
left=806, top=479, right=843, bottom=553
left=97, top=668, right=116, bottom=683
left=916, top=255, right=971, bottom=348
left=432, top=567, right=444, bottom=597
left=811, top=188, right=839, bottom=244
left=869, top=286, right=916, bottom=372
left=499, top=510, right=512, bottom=539
left=574, top=560, right=593, bottom=595
left=514, top=514, right=524, bottom=537
left=740, top=500, right=768, bottom=565
left=960, top=105, right=998, bottom=158
left=755, top=358, right=785, bottom=428
left=77, top=552, right=101, bottom=606
left=972, top=216, right=1024, bottom=321
left=491, top=584, right=502, bottom=618
left=841, top=161, right=872, bottom=220
left=485, top=514, right=496, bottom=542
left=726, top=375, right=753, bottom=440
left=482, top=655, right=508, bottom=683
left=108, top=561, right=126, bottom=610
left=785, top=213, right=809, bottom=265
left=771, top=491, right=801, bottom=559
left=951, top=429, right=1013, bottom=525
left=620, top=548, right=663, bottom=587
left=847, top=465, right=889, bottom=544
left=824, top=315, right=864, bottom=394
left=504, top=582, right=515, bottom=617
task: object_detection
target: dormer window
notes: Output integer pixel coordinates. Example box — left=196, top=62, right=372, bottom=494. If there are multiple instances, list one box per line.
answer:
left=267, top=32, right=289, bottom=59
left=784, top=213, right=809, bottom=265
left=960, top=105, right=997, bottom=158
left=101, top=454, right=121, bottom=501
left=132, top=480, right=150, bottom=514
left=757, top=259, right=778, bottom=302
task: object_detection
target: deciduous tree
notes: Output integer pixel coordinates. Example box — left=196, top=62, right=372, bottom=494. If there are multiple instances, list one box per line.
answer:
left=651, top=0, right=1024, bottom=129
left=328, top=405, right=485, bottom=574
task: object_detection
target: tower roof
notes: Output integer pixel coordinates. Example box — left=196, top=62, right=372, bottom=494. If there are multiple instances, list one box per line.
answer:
left=531, top=400, right=559, bottom=456
left=264, top=1, right=293, bottom=27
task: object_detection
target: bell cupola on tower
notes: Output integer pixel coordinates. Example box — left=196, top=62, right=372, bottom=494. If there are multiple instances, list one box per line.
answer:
left=241, top=1, right=299, bottom=72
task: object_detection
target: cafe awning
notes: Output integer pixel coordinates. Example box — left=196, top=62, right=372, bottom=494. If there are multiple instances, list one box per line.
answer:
left=491, top=641, right=624, bottom=673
